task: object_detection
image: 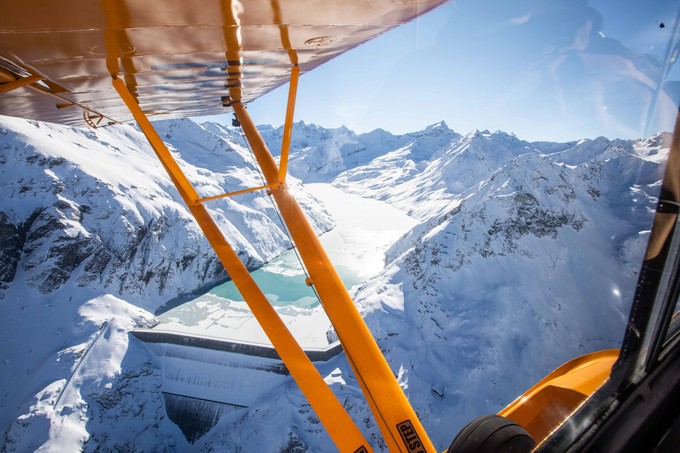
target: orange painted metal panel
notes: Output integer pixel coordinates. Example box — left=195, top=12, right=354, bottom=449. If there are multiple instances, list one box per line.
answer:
left=499, top=349, right=619, bottom=444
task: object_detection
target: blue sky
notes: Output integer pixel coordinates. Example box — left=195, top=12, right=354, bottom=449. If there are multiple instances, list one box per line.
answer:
left=199, top=0, right=680, bottom=142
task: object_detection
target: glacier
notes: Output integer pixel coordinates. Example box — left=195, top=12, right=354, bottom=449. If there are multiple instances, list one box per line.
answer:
left=0, top=116, right=669, bottom=451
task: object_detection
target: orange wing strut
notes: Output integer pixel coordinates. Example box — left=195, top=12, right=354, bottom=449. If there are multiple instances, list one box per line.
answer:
left=233, top=101, right=437, bottom=453
left=0, top=74, right=43, bottom=93
left=278, top=64, right=299, bottom=183
left=111, top=76, right=373, bottom=453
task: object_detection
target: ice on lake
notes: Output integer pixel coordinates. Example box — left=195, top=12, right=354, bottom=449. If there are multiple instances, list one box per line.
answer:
left=156, top=183, right=418, bottom=347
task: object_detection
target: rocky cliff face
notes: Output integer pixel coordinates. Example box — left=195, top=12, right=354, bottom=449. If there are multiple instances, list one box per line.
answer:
left=350, top=132, right=668, bottom=447
left=0, top=115, right=335, bottom=451
left=0, top=116, right=333, bottom=307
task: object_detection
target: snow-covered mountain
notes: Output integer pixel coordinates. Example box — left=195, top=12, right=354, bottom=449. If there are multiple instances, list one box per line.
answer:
left=0, top=116, right=333, bottom=452
left=257, top=120, right=459, bottom=184
left=241, top=121, right=667, bottom=450
left=0, top=116, right=332, bottom=306
left=352, top=134, right=666, bottom=445
left=0, top=116, right=669, bottom=452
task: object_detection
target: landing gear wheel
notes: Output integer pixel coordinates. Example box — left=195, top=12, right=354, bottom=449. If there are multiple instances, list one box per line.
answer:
left=447, top=414, right=536, bottom=453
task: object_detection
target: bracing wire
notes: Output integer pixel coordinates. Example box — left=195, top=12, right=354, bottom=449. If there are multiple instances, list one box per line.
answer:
left=236, top=125, right=322, bottom=306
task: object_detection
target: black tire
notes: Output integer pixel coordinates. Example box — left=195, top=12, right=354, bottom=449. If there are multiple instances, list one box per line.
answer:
left=447, top=414, right=536, bottom=453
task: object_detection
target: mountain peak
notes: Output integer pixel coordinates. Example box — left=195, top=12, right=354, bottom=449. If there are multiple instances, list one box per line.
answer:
left=425, top=120, right=450, bottom=131
left=467, top=128, right=489, bottom=138
left=409, top=120, right=459, bottom=142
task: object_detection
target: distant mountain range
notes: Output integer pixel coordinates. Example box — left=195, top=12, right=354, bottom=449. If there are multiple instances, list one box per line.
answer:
left=0, top=115, right=669, bottom=451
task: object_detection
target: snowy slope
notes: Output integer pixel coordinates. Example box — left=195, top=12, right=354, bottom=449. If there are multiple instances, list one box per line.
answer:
left=0, top=116, right=332, bottom=451
left=195, top=124, right=668, bottom=451
left=0, top=116, right=332, bottom=306
left=1, top=292, right=188, bottom=453
left=348, top=133, right=668, bottom=449
left=0, top=115, right=670, bottom=452
left=209, top=124, right=667, bottom=451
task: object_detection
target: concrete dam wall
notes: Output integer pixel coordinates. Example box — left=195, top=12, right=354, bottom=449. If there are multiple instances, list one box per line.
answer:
left=131, top=329, right=343, bottom=442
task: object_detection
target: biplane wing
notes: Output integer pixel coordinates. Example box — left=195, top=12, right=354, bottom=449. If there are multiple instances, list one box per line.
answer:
left=0, top=0, right=445, bottom=126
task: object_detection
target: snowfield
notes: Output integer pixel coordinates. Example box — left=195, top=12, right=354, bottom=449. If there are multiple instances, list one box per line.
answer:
left=0, top=116, right=669, bottom=451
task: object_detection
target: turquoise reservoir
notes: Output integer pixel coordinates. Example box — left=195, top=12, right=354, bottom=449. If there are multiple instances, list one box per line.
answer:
left=155, top=184, right=418, bottom=342
left=206, top=247, right=363, bottom=309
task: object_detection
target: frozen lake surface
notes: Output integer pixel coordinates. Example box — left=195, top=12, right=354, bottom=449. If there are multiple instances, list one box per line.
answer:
left=156, top=183, right=418, bottom=347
